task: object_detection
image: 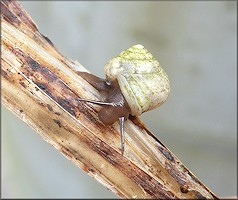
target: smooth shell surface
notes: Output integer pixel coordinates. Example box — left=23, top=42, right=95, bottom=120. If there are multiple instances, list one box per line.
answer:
left=104, top=44, right=170, bottom=116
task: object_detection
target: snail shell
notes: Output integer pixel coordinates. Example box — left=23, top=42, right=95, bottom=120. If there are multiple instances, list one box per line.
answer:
left=104, top=44, right=170, bottom=116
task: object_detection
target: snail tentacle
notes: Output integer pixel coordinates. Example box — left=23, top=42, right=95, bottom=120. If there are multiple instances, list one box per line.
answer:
left=76, top=98, right=115, bottom=106
left=76, top=98, right=124, bottom=107
left=119, top=117, right=125, bottom=156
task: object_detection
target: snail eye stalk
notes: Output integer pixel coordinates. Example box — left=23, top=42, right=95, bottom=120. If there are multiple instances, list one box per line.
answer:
left=119, top=117, right=125, bottom=156
left=76, top=98, right=115, bottom=106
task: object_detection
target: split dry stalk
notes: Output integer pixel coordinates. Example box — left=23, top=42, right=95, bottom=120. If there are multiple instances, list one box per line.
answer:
left=1, top=1, right=218, bottom=199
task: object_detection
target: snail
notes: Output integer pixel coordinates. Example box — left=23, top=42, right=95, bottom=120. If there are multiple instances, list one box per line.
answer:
left=77, top=44, right=170, bottom=155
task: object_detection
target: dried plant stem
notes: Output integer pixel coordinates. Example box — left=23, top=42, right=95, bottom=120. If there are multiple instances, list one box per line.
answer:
left=1, top=1, right=218, bottom=199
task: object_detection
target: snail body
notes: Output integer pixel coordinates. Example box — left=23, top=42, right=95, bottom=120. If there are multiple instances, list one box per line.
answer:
left=78, top=72, right=131, bottom=125
left=77, top=44, right=170, bottom=155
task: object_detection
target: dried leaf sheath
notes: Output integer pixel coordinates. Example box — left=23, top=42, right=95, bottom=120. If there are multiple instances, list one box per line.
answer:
left=1, top=1, right=218, bottom=199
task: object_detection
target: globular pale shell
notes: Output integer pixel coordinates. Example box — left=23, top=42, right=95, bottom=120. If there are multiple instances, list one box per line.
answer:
left=104, top=44, right=170, bottom=116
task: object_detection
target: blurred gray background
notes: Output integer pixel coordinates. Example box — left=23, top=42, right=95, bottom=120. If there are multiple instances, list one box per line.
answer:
left=1, top=1, right=237, bottom=198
